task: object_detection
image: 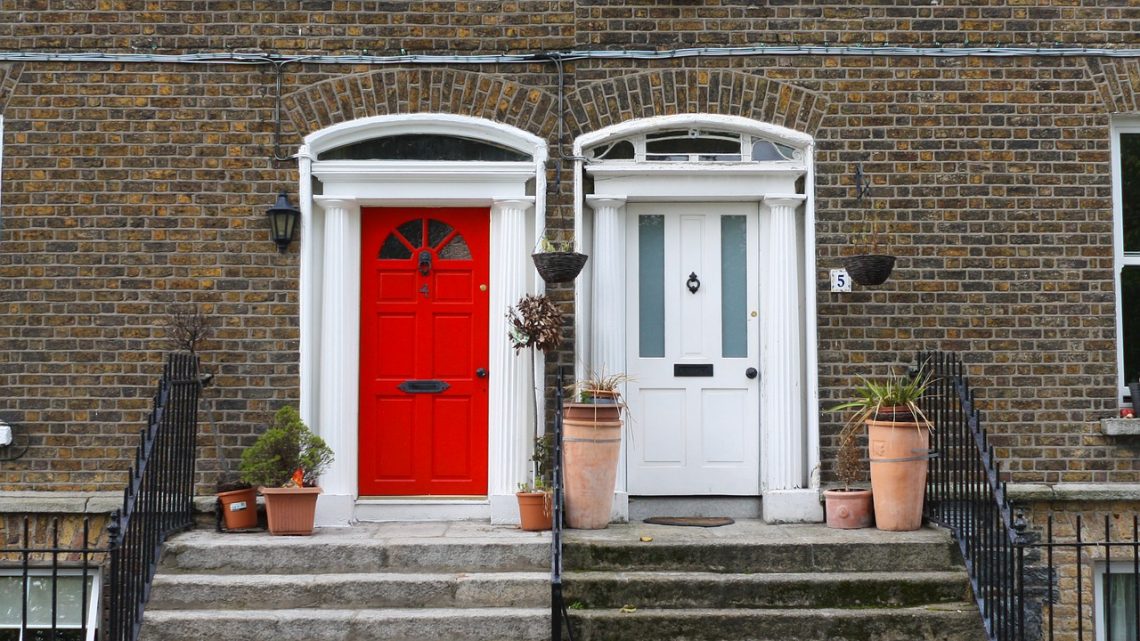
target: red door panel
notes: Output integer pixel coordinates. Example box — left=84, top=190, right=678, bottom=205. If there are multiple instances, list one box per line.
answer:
left=359, top=207, right=490, bottom=496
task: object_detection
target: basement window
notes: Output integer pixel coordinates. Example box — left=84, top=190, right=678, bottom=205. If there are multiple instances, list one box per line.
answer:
left=0, top=570, right=100, bottom=641
left=1095, top=563, right=1140, bottom=641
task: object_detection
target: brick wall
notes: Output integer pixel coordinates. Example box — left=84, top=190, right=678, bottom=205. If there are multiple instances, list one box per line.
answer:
left=1, top=1, right=1139, bottom=493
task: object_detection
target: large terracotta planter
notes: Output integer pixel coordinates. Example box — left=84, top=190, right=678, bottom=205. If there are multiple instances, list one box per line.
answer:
left=562, top=403, right=623, bottom=529
left=217, top=487, right=259, bottom=530
left=867, top=419, right=930, bottom=531
left=259, top=486, right=322, bottom=535
left=823, top=488, right=874, bottom=529
left=516, top=492, right=553, bottom=531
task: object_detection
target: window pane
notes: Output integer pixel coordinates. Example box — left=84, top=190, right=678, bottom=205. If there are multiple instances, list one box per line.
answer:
left=645, top=130, right=741, bottom=158
left=397, top=219, right=423, bottom=248
left=427, top=219, right=453, bottom=248
left=379, top=233, right=412, bottom=259
left=639, top=215, right=666, bottom=358
left=721, top=216, right=747, bottom=358
left=0, top=575, right=95, bottom=628
left=439, top=235, right=471, bottom=260
left=1124, top=266, right=1140, bottom=386
left=317, top=134, right=531, bottom=162
left=1122, top=133, right=1140, bottom=253
left=1106, top=573, right=1138, bottom=641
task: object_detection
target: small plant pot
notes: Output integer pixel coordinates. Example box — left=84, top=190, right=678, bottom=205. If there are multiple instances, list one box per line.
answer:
left=260, top=486, right=322, bottom=536
left=517, top=492, right=553, bottom=531
left=217, top=487, right=259, bottom=531
left=844, top=254, right=896, bottom=286
left=823, top=489, right=874, bottom=529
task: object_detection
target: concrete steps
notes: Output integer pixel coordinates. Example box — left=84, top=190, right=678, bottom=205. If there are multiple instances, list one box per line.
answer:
left=562, top=523, right=984, bottom=641
left=139, top=523, right=551, bottom=641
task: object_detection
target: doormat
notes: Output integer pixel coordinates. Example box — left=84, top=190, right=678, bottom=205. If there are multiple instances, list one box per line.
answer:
left=642, top=517, right=735, bottom=527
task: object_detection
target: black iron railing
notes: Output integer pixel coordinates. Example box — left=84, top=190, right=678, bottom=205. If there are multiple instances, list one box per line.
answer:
left=105, top=352, right=203, bottom=641
left=551, top=366, right=573, bottom=641
left=920, top=350, right=1140, bottom=641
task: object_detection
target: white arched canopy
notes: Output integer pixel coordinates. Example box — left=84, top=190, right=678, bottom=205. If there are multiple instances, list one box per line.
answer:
left=298, top=114, right=548, bottom=526
left=572, top=114, right=821, bottom=524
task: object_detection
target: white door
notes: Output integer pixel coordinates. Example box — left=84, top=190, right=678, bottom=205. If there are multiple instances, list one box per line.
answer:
left=625, top=202, right=760, bottom=495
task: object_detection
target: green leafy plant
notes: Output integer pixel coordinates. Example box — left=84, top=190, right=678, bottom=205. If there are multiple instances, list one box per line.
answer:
left=239, top=406, right=334, bottom=488
left=572, top=370, right=633, bottom=404
left=831, top=367, right=932, bottom=426
left=536, top=233, right=574, bottom=253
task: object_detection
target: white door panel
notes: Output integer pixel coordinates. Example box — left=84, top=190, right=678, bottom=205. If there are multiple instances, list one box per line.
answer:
left=626, top=202, right=760, bottom=495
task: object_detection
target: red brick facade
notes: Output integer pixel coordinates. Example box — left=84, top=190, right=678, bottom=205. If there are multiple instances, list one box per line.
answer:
left=1, top=2, right=1139, bottom=493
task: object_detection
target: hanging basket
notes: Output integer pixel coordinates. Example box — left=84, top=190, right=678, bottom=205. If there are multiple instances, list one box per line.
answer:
left=844, top=254, right=896, bottom=286
left=532, top=251, right=588, bottom=284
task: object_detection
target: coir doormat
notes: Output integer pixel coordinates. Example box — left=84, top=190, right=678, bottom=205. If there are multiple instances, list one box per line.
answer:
left=643, top=517, right=735, bottom=527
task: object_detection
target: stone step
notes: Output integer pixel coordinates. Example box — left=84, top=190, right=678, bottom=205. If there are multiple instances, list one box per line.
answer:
left=148, top=571, right=550, bottom=610
left=140, top=608, right=549, bottom=641
left=567, top=603, right=984, bottom=641
left=562, top=570, right=971, bottom=609
left=159, top=531, right=549, bottom=574
left=564, top=534, right=961, bottom=573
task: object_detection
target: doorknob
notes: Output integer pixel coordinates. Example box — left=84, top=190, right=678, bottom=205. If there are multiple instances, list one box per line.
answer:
left=745, top=367, right=758, bottom=379
left=476, top=368, right=488, bottom=378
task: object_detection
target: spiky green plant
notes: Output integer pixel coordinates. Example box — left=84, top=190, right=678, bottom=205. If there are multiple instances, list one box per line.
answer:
left=830, top=366, right=933, bottom=431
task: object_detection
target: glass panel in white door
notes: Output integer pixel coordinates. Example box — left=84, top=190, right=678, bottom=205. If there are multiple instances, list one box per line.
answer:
left=625, top=202, right=760, bottom=495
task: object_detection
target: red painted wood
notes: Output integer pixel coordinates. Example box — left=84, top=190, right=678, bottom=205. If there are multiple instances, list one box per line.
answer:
left=359, top=208, right=490, bottom=496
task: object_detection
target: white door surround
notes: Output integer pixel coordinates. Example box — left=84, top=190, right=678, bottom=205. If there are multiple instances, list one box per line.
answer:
left=573, top=114, right=822, bottom=524
left=297, top=114, right=548, bottom=526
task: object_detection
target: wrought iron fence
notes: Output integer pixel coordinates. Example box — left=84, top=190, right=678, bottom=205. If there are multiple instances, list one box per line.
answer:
left=106, top=352, right=202, bottom=641
left=920, top=350, right=1140, bottom=641
left=3, top=353, right=203, bottom=641
left=551, top=366, right=573, bottom=641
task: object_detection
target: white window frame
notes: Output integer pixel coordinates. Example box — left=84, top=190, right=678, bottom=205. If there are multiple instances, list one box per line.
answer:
left=1095, top=561, right=1140, bottom=641
left=1113, top=117, right=1140, bottom=399
left=0, top=568, right=101, bottom=641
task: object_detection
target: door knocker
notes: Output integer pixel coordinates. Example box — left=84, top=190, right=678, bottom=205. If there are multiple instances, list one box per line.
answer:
left=418, top=251, right=432, bottom=276
left=686, top=272, right=701, bottom=294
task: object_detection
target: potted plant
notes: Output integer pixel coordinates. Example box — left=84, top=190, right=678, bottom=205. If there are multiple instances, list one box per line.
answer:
left=215, top=479, right=259, bottom=531
left=830, top=366, right=932, bottom=531
left=822, top=428, right=873, bottom=529
left=561, top=371, right=630, bottom=529
left=239, top=406, right=334, bottom=536
left=531, top=232, right=588, bottom=284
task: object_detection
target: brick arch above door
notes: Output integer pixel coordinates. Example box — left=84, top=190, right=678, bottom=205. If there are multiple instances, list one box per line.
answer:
left=564, top=69, right=831, bottom=139
left=282, top=68, right=560, bottom=140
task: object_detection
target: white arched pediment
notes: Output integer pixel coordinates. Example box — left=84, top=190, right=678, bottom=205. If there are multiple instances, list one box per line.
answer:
left=574, top=113, right=811, bottom=159
left=305, top=113, right=547, bottom=159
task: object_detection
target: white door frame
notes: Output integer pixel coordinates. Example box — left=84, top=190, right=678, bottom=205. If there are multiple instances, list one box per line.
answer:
left=297, top=114, right=548, bottom=525
left=572, top=114, right=822, bottom=523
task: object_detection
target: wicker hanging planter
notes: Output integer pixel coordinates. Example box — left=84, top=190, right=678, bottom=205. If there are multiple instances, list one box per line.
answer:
left=844, top=254, right=896, bottom=286
left=532, top=251, right=588, bottom=284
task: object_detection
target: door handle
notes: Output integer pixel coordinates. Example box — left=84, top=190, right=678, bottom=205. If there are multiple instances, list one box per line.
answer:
left=745, top=367, right=758, bottom=380
left=476, top=368, right=488, bottom=378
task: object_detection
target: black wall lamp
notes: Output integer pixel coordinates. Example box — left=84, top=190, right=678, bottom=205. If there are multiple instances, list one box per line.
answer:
left=267, top=192, right=301, bottom=253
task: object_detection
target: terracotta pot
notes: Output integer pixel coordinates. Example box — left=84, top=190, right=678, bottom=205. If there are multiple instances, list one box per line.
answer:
left=259, top=486, right=322, bottom=535
left=562, top=404, right=622, bottom=529
left=867, top=419, right=930, bottom=531
left=217, top=487, right=258, bottom=530
left=516, top=492, right=553, bottom=531
left=823, top=488, right=874, bottom=529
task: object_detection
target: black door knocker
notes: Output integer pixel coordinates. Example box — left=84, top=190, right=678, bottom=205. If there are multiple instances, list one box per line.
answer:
left=686, top=272, right=701, bottom=294
left=418, top=250, right=432, bottom=276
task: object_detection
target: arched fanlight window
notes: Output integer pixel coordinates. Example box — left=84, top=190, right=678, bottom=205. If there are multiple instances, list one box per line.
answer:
left=586, top=128, right=798, bottom=163
left=379, top=218, right=472, bottom=261
left=318, top=133, right=532, bottom=162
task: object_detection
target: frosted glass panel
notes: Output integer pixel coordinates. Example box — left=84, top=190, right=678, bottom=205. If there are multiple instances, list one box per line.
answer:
left=721, top=215, right=747, bottom=357
left=639, top=215, right=665, bottom=358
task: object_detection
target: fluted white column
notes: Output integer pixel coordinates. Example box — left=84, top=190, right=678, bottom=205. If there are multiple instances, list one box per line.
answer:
left=759, top=194, right=818, bottom=522
left=488, top=197, right=534, bottom=523
left=587, top=195, right=629, bottom=518
left=314, top=197, right=360, bottom=527
left=587, top=196, right=628, bottom=376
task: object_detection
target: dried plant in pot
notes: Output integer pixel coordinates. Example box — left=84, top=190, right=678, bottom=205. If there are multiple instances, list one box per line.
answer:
left=239, top=406, right=334, bottom=536
left=830, top=366, right=934, bottom=531
left=822, top=427, right=873, bottom=529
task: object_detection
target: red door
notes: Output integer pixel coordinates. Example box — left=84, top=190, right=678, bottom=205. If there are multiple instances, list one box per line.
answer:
left=359, top=208, right=490, bottom=496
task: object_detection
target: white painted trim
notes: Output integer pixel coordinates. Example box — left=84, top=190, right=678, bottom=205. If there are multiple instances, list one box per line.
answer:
left=573, top=113, right=813, bottom=154
left=300, top=115, right=545, bottom=525
left=304, top=113, right=547, bottom=158
left=1112, top=116, right=1140, bottom=399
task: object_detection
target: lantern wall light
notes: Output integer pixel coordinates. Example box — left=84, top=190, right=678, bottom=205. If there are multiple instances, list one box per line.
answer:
left=266, top=192, right=300, bottom=253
